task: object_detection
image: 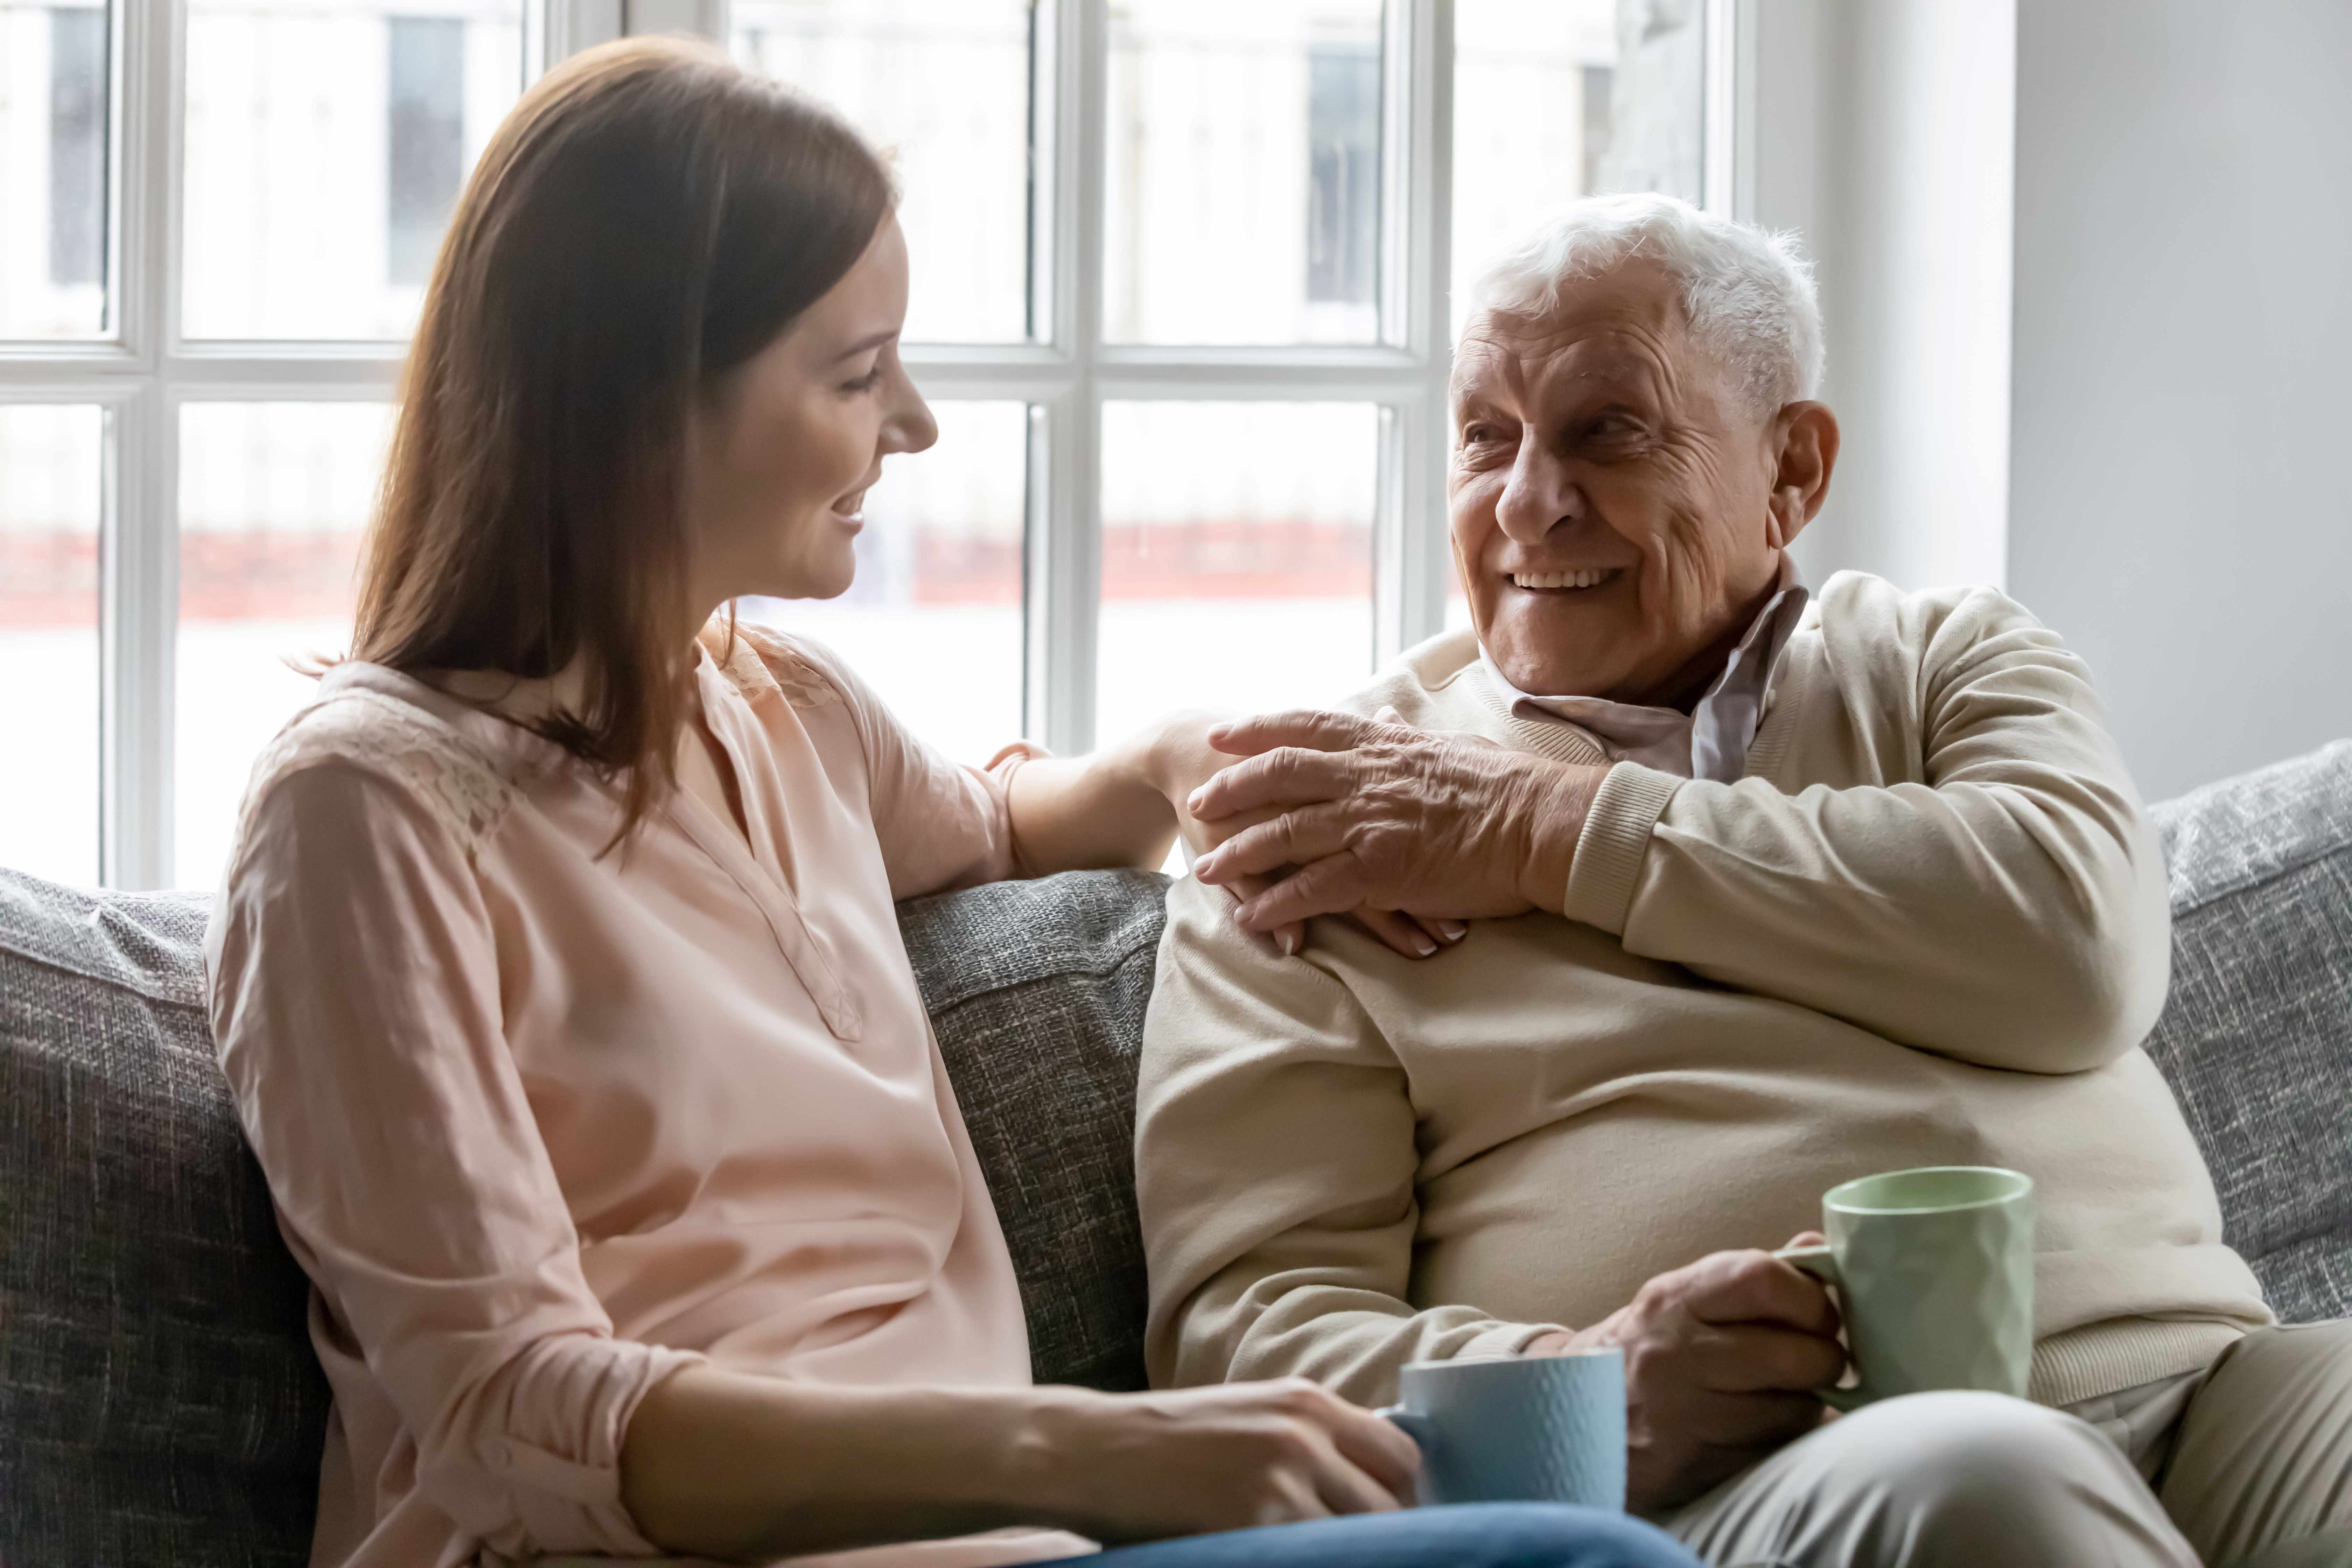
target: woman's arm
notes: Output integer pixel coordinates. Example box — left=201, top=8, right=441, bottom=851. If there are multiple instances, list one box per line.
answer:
left=766, top=628, right=1456, bottom=958
left=208, top=758, right=705, bottom=1560
left=620, top=1364, right=1420, bottom=1561
left=1000, top=711, right=1222, bottom=875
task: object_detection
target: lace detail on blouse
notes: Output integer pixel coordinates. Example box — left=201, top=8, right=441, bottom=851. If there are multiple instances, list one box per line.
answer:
left=235, top=684, right=521, bottom=864
left=719, top=624, right=845, bottom=713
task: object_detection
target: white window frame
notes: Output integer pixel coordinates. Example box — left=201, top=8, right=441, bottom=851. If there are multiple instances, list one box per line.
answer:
left=0, top=0, right=1740, bottom=890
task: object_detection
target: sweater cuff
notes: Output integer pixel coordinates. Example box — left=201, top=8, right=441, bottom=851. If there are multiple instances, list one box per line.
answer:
left=1562, top=763, right=1683, bottom=935
left=1458, top=1321, right=1569, bottom=1361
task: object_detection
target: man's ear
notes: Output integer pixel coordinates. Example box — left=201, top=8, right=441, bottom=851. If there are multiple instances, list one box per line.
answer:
left=1764, top=401, right=1840, bottom=550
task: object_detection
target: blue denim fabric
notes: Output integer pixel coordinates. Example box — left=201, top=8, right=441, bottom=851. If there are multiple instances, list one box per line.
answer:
left=1043, top=1505, right=1700, bottom=1568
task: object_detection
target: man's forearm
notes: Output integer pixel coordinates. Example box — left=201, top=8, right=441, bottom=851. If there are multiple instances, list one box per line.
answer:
left=1600, top=771, right=2169, bottom=1072
left=1157, top=1274, right=1566, bottom=1406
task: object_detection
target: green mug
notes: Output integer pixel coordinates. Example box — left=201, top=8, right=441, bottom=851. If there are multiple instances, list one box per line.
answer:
left=1775, top=1165, right=2036, bottom=1410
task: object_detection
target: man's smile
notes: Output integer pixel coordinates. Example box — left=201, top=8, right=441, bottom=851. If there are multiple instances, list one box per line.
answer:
left=1507, top=567, right=1627, bottom=593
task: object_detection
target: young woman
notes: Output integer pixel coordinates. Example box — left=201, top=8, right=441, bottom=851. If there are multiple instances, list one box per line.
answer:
left=205, top=38, right=1699, bottom=1568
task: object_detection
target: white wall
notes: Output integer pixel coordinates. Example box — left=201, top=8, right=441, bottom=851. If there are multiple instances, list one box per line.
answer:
left=2008, top=0, right=2352, bottom=800
left=1746, top=0, right=2015, bottom=597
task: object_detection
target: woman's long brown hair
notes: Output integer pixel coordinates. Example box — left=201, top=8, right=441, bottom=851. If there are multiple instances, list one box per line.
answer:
left=351, top=37, right=893, bottom=838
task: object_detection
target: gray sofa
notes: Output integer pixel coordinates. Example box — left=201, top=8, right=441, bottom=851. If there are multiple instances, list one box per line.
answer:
left=2, top=742, right=2347, bottom=1565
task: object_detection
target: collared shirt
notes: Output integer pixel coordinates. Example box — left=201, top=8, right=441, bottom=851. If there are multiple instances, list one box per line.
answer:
left=1480, top=553, right=1809, bottom=783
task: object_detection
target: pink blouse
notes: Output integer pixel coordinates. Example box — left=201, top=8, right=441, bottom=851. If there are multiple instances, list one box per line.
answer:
left=205, top=625, right=1093, bottom=1568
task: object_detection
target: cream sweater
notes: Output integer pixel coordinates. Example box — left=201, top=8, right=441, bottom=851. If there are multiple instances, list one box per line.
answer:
left=1137, top=572, right=2270, bottom=1412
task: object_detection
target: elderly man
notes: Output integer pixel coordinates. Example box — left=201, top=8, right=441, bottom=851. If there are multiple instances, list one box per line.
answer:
left=1137, top=194, right=2352, bottom=1568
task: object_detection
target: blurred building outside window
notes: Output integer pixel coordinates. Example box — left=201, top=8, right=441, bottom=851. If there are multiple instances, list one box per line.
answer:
left=181, top=0, right=523, bottom=340
left=2, top=0, right=110, bottom=334
left=0, top=405, right=103, bottom=886
left=732, top=0, right=1033, bottom=344
left=47, top=2, right=105, bottom=287
left=1306, top=31, right=1380, bottom=312
left=173, top=402, right=393, bottom=887
left=388, top=16, right=468, bottom=286
left=0, top=0, right=1714, bottom=890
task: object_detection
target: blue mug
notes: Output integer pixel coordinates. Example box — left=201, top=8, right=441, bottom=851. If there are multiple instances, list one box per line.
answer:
left=1378, top=1349, right=1628, bottom=1510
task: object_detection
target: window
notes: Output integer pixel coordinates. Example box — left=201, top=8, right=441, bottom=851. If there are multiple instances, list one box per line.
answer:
left=1306, top=34, right=1381, bottom=312
left=48, top=4, right=108, bottom=289
left=0, top=0, right=1720, bottom=891
left=2, top=0, right=110, bottom=335
left=1104, top=0, right=1388, bottom=346
left=0, top=405, right=104, bottom=885
left=1094, top=401, right=1379, bottom=743
left=730, top=0, right=1034, bottom=344
left=175, top=402, right=393, bottom=885
left=387, top=17, right=467, bottom=286
left=181, top=0, right=523, bottom=340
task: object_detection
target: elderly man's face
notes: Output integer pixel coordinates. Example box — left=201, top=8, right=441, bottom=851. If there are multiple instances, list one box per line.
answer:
left=1449, top=260, right=1832, bottom=704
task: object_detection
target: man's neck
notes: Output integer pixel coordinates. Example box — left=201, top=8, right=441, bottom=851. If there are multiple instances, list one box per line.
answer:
left=1633, top=564, right=1791, bottom=714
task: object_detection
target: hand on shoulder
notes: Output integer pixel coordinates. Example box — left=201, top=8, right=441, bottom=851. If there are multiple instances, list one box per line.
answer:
left=1144, top=709, right=1474, bottom=961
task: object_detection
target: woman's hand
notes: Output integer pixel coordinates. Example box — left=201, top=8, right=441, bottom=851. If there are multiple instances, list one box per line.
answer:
left=1013, top=1378, right=1422, bottom=1543
left=1135, top=708, right=1251, bottom=864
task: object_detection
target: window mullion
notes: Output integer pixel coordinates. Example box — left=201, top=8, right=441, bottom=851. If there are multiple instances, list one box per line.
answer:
left=1702, top=0, right=1742, bottom=217
left=1386, top=0, right=1452, bottom=660
left=1722, top=0, right=1758, bottom=222
left=1029, top=0, right=1102, bottom=753
left=539, top=0, right=624, bottom=70
left=617, top=0, right=722, bottom=44
left=110, top=0, right=164, bottom=369
left=102, top=382, right=174, bottom=888
left=94, top=0, right=176, bottom=887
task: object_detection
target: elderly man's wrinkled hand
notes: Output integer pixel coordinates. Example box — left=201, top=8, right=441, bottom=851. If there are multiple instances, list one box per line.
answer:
left=1525, top=1238, right=1845, bottom=1513
left=1186, top=708, right=1608, bottom=934
left=1144, top=709, right=1469, bottom=962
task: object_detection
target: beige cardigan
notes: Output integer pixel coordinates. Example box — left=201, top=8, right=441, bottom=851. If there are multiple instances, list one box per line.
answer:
left=1137, top=572, right=2270, bottom=1412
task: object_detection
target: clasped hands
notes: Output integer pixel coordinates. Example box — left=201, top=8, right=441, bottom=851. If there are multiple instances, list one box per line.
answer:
left=1175, top=708, right=1607, bottom=960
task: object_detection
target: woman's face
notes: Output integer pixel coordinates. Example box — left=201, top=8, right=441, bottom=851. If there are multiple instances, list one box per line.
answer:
left=686, top=213, right=937, bottom=611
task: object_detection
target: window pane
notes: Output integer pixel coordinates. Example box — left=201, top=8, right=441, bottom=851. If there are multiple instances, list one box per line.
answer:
left=1452, top=0, right=1706, bottom=339
left=181, top=0, right=522, bottom=341
left=0, top=0, right=111, bottom=337
left=733, top=0, right=1032, bottom=345
left=1096, top=402, right=1376, bottom=745
left=739, top=401, right=1026, bottom=764
left=176, top=402, right=390, bottom=888
left=1105, top=0, right=1385, bottom=345
left=0, top=405, right=103, bottom=885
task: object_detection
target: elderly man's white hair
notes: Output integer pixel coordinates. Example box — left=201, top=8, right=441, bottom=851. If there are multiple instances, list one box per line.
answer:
left=1468, top=192, right=1823, bottom=418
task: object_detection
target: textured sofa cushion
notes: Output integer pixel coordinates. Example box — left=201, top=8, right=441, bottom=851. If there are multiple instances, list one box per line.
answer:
left=903, top=868, right=1169, bottom=1393
left=2144, top=740, right=2352, bottom=1325
left=0, top=872, right=328, bottom=1568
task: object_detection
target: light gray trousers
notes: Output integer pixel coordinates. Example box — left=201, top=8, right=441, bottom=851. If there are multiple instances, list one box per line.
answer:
left=1660, top=1322, right=2352, bottom=1568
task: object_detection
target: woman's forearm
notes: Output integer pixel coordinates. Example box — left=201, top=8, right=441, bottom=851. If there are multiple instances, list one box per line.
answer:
left=621, top=1366, right=1062, bottom=1559
left=1002, top=721, right=1196, bottom=875
left=620, top=1361, right=1423, bottom=1561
